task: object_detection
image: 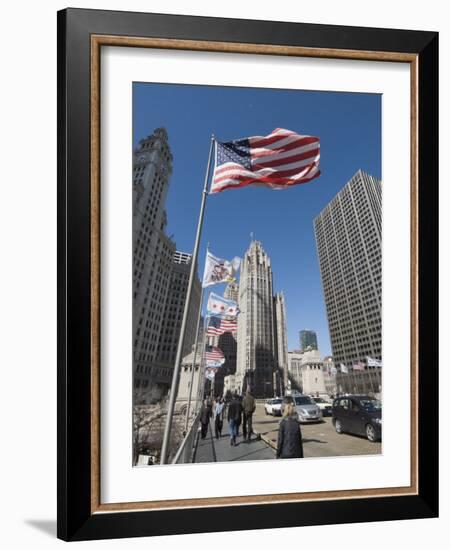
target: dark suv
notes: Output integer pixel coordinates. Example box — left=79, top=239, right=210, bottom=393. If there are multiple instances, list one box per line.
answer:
left=332, top=395, right=382, bottom=442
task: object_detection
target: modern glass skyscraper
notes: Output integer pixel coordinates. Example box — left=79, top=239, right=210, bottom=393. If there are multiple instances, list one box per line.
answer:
left=299, top=329, right=318, bottom=351
left=314, top=169, right=382, bottom=368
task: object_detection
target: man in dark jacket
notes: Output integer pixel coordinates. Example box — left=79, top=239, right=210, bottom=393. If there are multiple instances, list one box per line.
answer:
left=276, top=403, right=304, bottom=458
left=242, top=388, right=256, bottom=441
left=227, top=393, right=243, bottom=446
left=199, top=399, right=212, bottom=439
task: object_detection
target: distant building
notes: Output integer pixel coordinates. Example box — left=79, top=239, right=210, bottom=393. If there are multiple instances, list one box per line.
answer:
left=236, top=241, right=277, bottom=397
left=177, top=343, right=204, bottom=413
left=299, top=330, right=318, bottom=351
left=287, top=350, right=304, bottom=392
left=314, top=169, right=382, bottom=368
left=223, top=282, right=239, bottom=303
left=223, top=375, right=236, bottom=398
left=173, top=251, right=192, bottom=264
left=287, top=349, right=327, bottom=395
left=322, top=356, right=338, bottom=396
left=157, top=251, right=201, bottom=366
left=274, top=292, right=289, bottom=392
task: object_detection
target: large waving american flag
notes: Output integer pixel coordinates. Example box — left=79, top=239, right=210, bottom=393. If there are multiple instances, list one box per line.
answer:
left=210, top=128, right=320, bottom=194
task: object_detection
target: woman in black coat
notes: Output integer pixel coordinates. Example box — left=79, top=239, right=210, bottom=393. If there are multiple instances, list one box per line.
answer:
left=276, top=403, right=304, bottom=459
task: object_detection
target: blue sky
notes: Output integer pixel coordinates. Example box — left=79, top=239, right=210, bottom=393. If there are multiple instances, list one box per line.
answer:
left=133, top=83, right=381, bottom=356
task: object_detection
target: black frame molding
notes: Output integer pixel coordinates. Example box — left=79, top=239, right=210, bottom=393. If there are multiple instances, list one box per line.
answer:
left=57, top=8, right=438, bottom=541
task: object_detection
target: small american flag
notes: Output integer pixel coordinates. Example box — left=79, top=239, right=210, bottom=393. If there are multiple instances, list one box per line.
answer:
left=353, top=362, right=366, bottom=371
left=206, top=316, right=237, bottom=336
left=211, top=128, right=320, bottom=194
left=205, top=345, right=225, bottom=365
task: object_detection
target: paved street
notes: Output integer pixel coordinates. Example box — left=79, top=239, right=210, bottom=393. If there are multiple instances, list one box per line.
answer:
left=252, top=402, right=382, bottom=458
left=193, top=419, right=275, bottom=463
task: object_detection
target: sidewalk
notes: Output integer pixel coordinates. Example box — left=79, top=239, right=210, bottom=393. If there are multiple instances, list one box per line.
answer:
left=193, top=419, right=275, bottom=463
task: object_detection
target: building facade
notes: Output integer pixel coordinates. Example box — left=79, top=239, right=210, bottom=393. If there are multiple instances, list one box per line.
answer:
left=157, top=251, right=201, bottom=366
left=314, top=169, right=382, bottom=369
left=322, top=355, right=338, bottom=396
left=133, top=128, right=200, bottom=402
left=274, top=292, right=289, bottom=393
left=287, top=350, right=304, bottom=392
left=236, top=241, right=277, bottom=397
left=177, top=343, right=204, bottom=413
left=299, top=329, right=318, bottom=351
left=223, top=282, right=239, bottom=303
left=287, top=349, right=327, bottom=395
left=133, top=128, right=175, bottom=401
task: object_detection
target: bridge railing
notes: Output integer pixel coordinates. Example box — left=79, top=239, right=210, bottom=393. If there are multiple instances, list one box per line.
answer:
left=171, top=411, right=201, bottom=464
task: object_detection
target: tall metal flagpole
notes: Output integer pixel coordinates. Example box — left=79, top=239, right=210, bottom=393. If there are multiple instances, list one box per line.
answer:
left=160, top=136, right=215, bottom=464
left=183, top=288, right=205, bottom=434
left=199, top=309, right=211, bottom=402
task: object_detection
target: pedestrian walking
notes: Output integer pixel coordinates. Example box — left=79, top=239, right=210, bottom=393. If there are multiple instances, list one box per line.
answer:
left=213, top=398, right=225, bottom=439
left=276, top=403, right=304, bottom=459
left=235, top=394, right=243, bottom=436
left=242, top=388, right=256, bottom=441
left=227, top=393, right=243, bottom=446
left=199, top=399, right=212, bottom=439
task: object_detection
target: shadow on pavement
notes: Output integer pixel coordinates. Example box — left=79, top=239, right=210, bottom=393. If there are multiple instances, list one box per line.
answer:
left=229, top=446, right=275, bottom=461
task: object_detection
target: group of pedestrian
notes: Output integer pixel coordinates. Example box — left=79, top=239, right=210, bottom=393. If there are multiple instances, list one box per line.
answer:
left=198, top=389, right=257, bottom=446
left=226, top=389, right=256, bottom=446
left=199, top=396, right=226, bottom=440
left=198, top=389, right=304, bottom=459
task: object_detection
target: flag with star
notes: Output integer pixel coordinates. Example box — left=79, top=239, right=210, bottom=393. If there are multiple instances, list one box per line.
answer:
left=206, top=293, right=239, bottom=318
left=202, top=249, right=241, bottom=288
left=211, top=128, right=320, bottom=193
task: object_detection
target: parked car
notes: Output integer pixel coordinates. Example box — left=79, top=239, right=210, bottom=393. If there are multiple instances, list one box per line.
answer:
left=332, top=395, right=382, bottom=442
left=264, top=398, right=283, bottom=416
left=311, top=396, right=333, bottom=416
left=280, top=394, right=294, bottom=416
left=291, top=394, right=322, bottom=423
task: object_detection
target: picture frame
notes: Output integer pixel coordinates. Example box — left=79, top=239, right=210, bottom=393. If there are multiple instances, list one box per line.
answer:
left=57, top=7, right=438, bottom=541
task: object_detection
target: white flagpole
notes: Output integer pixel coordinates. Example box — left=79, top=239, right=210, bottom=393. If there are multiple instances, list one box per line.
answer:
left=160, top=136, right=215, bottom=464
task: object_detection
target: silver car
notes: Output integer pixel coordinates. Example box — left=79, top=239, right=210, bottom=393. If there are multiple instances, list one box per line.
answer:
left=292, top=395, right=322, bottom=422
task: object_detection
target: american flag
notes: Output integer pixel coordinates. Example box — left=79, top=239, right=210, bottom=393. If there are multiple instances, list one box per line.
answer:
left=206, top=316, right=237, bottom=336
left=353, top=362, right=366, bottom=371
left=211, top=128, right=320, bottom=194
left=205, top=345, right=225, bottom=365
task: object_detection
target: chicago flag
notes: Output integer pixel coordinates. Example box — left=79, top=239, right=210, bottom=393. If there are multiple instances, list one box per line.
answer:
left=206, top=293, right=239, bottom=318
